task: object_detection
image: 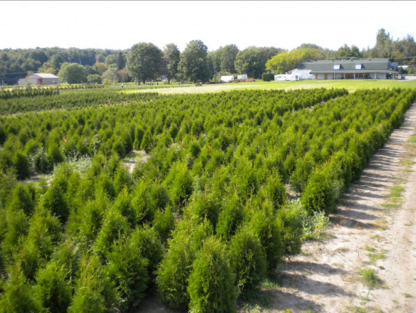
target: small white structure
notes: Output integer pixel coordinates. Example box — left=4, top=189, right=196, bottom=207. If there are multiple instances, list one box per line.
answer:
left=290, top=69, right=314, bottom=80
left=18, top=73, right=59, bottom=85
left=237, top=74, right=248, bottom=80
left=274, top=74, right=300, bottom=81
left=274, top=74, right=286, bottom=81
left=220, top=75, right=234, bottom=82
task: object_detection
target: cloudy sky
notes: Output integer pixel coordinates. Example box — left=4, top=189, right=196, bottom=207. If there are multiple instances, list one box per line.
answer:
left=1, top=1, right=415, bottom=52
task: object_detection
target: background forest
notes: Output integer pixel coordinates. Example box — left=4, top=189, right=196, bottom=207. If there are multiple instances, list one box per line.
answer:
left=1, top=28, right=416, bottom=86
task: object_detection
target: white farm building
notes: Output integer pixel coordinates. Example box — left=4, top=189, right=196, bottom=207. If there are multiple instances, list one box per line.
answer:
left=297, top=58, right=398, bottom=80
left=237, top=74, right=248, bottom=80
left=274, top=58, right=399, bottom=81
left=220, top=75, right=234, bottom=82
left=18, top=73, right=59, bottom=85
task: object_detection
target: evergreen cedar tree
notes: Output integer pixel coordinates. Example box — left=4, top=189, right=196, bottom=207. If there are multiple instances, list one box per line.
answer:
left=0, top=87, right=415, bottom=311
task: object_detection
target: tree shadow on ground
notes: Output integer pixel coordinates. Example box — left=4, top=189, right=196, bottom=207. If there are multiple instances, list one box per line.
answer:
left=329, top=215, right=379, bottom=229
left=286, top=261, right=348, bottom=276
left=279, top=270, right=354, bottom=296
left=335, top=207, right=379, bottom=221
left=240, top=288, right=323, bottom=313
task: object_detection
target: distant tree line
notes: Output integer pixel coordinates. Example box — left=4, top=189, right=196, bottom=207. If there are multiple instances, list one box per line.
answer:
left=1, top=28, right=416, bottom=85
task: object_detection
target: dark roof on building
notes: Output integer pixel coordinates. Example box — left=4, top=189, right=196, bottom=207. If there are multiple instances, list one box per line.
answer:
left=310, top=70, right=397, bottom=74
left=299, top=58, right=397, bottom=72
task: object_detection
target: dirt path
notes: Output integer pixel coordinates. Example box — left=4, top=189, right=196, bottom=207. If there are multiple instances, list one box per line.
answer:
left=268, top=104, right=416, bottom=313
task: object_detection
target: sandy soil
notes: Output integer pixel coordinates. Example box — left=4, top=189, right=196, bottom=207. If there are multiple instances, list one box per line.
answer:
left=268, top=103, right=416, bottom=313
left=122, top=150, right=150, bottom=173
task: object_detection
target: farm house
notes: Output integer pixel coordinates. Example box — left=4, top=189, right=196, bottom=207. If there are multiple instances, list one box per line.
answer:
left=297, top=58, right=398, bottom=80
left=18, top=73, right=59, bottom=85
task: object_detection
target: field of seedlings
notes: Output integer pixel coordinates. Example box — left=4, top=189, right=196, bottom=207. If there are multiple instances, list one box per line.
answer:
left=0, top=87, right=415, bottom=312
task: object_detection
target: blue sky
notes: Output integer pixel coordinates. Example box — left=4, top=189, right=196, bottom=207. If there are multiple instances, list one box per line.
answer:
left=1, top=1, right=415, bottom=52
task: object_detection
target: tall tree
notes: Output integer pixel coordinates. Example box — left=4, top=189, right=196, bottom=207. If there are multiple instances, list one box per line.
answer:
left=235, top=47, right=284, bottom=78
left=162, top=44, right=180, bottom=84
left=57, top=63, right=87, bottom=84
left=220, top=44, right=239, bottom=73
left=178, top=40, right=210, bottom=83
left=116, top=52, right=126, bottom=70
left=208, top=45, right=239, bottom=75
left=127, top=43, right=163, bottom=84
left=336, top=44, right=361, bottom=58
left=265, top=48, right=323, bottom=74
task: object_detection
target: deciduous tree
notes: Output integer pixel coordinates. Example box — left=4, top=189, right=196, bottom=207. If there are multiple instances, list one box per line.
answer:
left=162, top=44, right=180, bottom=83
left=127, top=42, right=163, bottom=84
left=178, top=40, right=210, bottom=83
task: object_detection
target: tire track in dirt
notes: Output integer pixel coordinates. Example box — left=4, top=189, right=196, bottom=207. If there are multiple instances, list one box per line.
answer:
left=269, top=103, right=416, bottom=313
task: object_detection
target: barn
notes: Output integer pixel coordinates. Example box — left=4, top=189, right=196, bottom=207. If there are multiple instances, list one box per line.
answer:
left=298, top=58, right=398, bottom=80
left=18, top=73, right=59, bottom=85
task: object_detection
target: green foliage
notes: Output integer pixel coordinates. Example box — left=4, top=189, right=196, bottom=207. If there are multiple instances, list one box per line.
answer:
left=94, top=208, right=130, bottom=260
left=265, top=48, right=323, bottom=74
left=105, top=235, right=149, bottom=310
left=0, top=86, right=414, bottom=310
left=235, top=47, right=283, bottom=78
left=163, top=43, right=181, bottom=83
left=164, top=161, right=193, bottom=208
left=156, top=219, right=213, bottom=310
left=12, top=151, right=31, bottom=180
left=87, top=74, right=102, bottom=84
left=41, top=184, right=69, bottom=223
left=130, top=226, right=164, bottom=286
left=360, top=268, right=383, bottom=289
left=127, top=42, right=163, bottom=84
left=216, top=194, right=244, bottom=241
left=0, top=264, right=42, bottom=313
left=35, top=261, right=72, bottom=313
left=153, top=206, right=176, bottom=243
left=262, top=73, right=274, bottom=81
left=9, top=183, right=35, bottom=216
left=277, top=200, right=306, bottom=255
left=69, top=254, right=119, bottom=313
left=2, top=208, right=29, bottom=258
left=58, top=62, right=88, bottom=84
left=302, top=209, right=329, bottom=241
left=249, top=201, right=284, bottom=272
left=227, top=227, right=266, bottom=294
left=178, top=40, right=210, bottom=83
left=301, top=164, right=338, bottom=214
left=188, top=237, right=237, bottom=313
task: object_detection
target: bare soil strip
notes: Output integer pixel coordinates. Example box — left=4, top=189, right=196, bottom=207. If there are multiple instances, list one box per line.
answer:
left=268, top=103, right=416, bottom=313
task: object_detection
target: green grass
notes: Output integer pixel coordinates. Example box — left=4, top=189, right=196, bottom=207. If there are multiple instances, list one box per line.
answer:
left=365, top=246, right=376, bottom=252
left=346, top=306, right=367, bottom=313
left=408, top=134, right=416, bottom=143
left=387, top=186, right=404, bottom=198
left=123, top=79, right=416, bottom=95
left=367, top=252, right=386, bottom=265
left=360, top=268, right=383, bottom=289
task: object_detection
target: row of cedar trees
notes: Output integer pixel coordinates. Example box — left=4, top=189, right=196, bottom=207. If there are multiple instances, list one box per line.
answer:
left=0, top=89, right=162, bottom=115
left=0, top=84, right=106, bottom=100
left=0, top=87, right=415, bottom=312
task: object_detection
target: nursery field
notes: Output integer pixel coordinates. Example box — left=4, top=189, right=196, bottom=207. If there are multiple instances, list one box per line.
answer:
left=0, top=87, right=415, bottom=312
left=126, top=78, right=416, bottom=94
